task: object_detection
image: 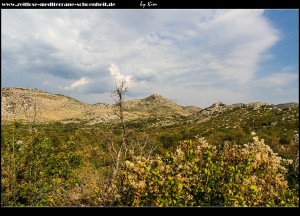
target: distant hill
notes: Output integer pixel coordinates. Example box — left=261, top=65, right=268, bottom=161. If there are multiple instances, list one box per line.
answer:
left=1, top=87, right=298, bottom=125
left=124, top=94, right=194, bottom=117
left=1, top=88, right=198, bottom=124
left=1, top=87, right=111, bottom=123
left=274, top=102, right=299, bottom=109
left=188, top=101, right=298, bottom=125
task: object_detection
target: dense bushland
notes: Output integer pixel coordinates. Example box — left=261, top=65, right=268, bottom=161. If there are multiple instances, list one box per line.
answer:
left=118, top=135, right=298, bottom=206
left=1, top=122, right=298, bottom=206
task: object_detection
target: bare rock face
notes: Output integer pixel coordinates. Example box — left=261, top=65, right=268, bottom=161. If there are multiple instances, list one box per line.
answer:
left=247, top=102, right=270, bottom=109
left=86, top=113, right=119, bottom=125
left=202, top=102, right=228, bottom=114
left=210, top=102, right=226, bottom=107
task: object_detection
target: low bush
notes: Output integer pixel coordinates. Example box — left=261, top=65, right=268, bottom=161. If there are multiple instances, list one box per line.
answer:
left=117, top=135, right=298, bottom=206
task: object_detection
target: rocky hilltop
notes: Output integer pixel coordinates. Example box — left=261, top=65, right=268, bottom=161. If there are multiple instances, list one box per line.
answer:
left=1, top=88, right=199, bottom=124
left=124, top=94, right=195, bottom=117
left=1, top=87, right=111, bottom=123
left=1, top=87, right=298, bottom=125
left=274, top=102, right=299, bottom=109
left=188, top=101, right=298, bottom=124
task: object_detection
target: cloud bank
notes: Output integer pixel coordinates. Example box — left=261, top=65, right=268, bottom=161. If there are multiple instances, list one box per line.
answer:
left=2, top=9, right=298, bottom=107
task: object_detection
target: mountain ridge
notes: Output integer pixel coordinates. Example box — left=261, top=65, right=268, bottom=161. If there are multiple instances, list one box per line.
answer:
left=1, top=87, right=298, bottom=124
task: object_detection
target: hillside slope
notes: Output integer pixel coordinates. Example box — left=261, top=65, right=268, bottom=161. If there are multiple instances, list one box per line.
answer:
left=1, top=88, right=199, bottom=123
left=1, top=87, right=111, bottom=123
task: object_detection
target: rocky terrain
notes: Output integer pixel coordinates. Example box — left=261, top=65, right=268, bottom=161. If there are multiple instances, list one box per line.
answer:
left=1, top=87, right=298, bottom=126
left=1, top=87, right=111, bottom=123
left=188, top=101, right=273, bottom=124
left=1, top=88, right=199, bottom=124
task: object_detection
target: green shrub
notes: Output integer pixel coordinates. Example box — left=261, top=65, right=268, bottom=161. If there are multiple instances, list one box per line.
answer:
left=279, top=136, right=291, bottom=145
left=118, top=135, right=298, bottom=206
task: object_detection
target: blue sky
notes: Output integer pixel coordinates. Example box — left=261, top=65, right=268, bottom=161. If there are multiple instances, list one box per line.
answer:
left=1, top=9, right=299, bottom=108
left=259, top=10, right=298, bottom=76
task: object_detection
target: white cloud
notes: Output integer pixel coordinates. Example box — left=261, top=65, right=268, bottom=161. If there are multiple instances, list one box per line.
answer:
left=64, top=77, right=90, bottom=90
left=2, top=9, right=298, bottom=107
left=259, top=73, right=298, bottom=86
left=108, top=63, right=132, bottom=86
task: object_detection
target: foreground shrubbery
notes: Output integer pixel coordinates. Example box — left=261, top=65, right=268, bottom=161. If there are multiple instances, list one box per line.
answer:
left=1, top=125, right=299, bottom=206
left=1, top=126, right=83, bottom=206
left=116, top=135, right=298, bottom=206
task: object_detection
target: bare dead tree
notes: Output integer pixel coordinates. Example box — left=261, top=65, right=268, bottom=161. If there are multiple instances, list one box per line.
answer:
left=113, top=81, right=128, bottom=147
left=109, top=80, right=128, bottom=183
left=102, top=80, right=157, bottom=204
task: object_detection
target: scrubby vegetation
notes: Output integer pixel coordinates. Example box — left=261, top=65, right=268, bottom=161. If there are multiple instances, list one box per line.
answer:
left=1, top=84, right=299, bottom=207
left=1, top=122, right=298, bottom=206
left=119, top=136, right=298, bottom=206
